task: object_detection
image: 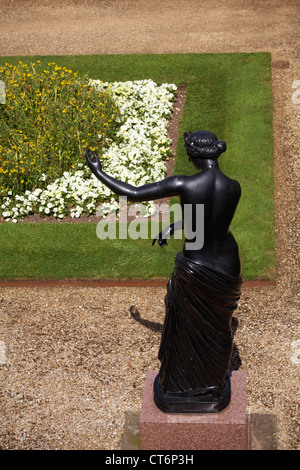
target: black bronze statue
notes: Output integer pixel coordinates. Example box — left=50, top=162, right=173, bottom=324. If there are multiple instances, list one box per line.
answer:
left=85, top=130, right=243, bottom=413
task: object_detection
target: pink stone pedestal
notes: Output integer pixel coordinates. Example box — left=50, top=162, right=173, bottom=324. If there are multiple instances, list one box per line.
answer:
left=139, top=370, right=252, bottom=450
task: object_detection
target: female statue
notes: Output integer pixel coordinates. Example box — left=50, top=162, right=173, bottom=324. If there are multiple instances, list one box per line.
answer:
left=85, top=130, right=243, bottom=413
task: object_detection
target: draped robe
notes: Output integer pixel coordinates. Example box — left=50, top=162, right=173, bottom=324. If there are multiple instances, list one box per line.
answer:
left=154, top=252, right=243, bottom=412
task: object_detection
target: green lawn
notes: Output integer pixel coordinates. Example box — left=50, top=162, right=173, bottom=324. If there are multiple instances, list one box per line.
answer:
left=0, top=53, right=275, bottom=280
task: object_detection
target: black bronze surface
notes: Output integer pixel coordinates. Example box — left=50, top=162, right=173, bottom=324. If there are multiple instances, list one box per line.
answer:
left=85, top=130, right=243, bottom=413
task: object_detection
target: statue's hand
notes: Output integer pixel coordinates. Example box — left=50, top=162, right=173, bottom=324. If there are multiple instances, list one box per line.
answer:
left=85, top=147, right=102, bottom=173
left=152, top=237, right=168, bottom=248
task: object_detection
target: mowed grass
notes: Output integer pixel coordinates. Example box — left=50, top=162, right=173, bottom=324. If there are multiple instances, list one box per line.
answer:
left=0, top=222, right=183, bottom=279
left=0, top=53, right=275, bottom=280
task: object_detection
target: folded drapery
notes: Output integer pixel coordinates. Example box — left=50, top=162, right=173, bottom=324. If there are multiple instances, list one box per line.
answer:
left=155, top=252, right=243, bottom=411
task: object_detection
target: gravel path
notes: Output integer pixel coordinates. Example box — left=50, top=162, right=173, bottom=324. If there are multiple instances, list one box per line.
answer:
left=0, top=0, right=299, bottom=450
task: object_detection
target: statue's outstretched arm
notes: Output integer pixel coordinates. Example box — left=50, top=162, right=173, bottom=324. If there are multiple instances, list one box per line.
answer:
left=152, top=220, right=183, bottom=247
left=85, top=147, right=185, bottom=202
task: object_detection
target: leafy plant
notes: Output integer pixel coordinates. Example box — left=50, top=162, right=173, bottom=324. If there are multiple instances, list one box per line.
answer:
left=0, top=75, right=176, bottom=222
left=0, top=61, right=121, bottom=198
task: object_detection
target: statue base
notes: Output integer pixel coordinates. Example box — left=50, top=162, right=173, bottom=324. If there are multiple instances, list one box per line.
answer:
left=153, top=372, right=231, bottom=413
left=140, top=370, right=252, bottom=450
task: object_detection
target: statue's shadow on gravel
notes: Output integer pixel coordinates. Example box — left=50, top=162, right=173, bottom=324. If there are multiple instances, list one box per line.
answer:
left=129, top=306, right=242, bottom=370
left=129, top=305, right=163, bottom=333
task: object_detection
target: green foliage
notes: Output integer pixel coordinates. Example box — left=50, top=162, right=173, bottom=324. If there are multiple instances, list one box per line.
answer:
left=0, top=60, right=121, bottom=198
left=0, top=53, right=275, bottom=280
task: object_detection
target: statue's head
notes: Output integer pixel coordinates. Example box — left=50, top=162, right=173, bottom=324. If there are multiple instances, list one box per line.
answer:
left=183, top=130, right=226, bottom=160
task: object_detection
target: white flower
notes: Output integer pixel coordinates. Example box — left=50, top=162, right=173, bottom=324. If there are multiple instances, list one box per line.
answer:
left=2, top=79, right=177, bottom=221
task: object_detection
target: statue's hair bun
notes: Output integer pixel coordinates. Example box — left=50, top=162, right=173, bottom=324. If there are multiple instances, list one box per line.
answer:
left=216, top=140, right=227, bottom=153
left=184, top=131, right=227, bottom=159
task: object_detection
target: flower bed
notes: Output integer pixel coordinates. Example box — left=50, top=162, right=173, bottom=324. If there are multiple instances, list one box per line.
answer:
left=0, top=63, right=177, bottom=222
